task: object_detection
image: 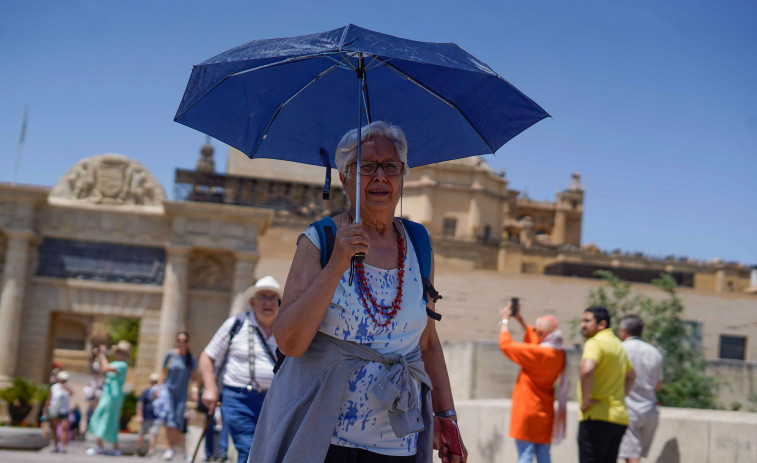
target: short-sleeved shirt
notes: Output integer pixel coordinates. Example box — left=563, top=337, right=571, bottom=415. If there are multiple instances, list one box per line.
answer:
left=302, top=222, right=427, bottom=457
left=622, top=337, right=663, bottom=416
left=49, top=383, right=71, bottom=416
left=578, top=328, right=633, bottom=425
left=139, top=385, right=158, bottom=421
left=162, top=351, right=197, bottom=403
left=204, top=311, right=278, bottom=390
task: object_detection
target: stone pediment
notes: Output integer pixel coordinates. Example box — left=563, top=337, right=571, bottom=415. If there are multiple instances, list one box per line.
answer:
left=50, top=154, right=165, bottom=207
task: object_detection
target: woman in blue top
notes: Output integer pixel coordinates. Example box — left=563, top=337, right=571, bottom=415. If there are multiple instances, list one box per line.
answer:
left=268, top=122, right=467, bottom=463
left=86, top=340, right=130, bottom=456
left=158, top=331, right=198, bottom=461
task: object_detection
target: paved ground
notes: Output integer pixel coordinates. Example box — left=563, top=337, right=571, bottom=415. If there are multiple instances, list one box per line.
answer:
left=0, top=440, right=151, bottom=463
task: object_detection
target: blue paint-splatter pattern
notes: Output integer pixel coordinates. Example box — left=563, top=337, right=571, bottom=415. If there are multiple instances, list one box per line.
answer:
left=302, top=223, right=427, bottom=456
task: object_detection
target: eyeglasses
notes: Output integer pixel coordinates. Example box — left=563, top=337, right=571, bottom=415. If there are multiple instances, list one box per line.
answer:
left=351, top=161, right=404, bottom=176
left=256, top=293, right=279, bottom=301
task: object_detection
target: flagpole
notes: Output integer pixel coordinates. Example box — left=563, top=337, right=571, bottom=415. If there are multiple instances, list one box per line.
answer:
left=12, top=105, right=28, bottom=184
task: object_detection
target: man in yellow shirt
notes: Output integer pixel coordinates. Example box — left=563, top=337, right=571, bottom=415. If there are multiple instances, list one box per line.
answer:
left=578, top=307, right=636, bottom=463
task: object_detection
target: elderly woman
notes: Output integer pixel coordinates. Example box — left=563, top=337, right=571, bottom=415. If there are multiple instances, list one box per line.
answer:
left=249, top=121, right=466, bottom=463
left=86, top=340, right=131, bottom=456
left=498, top=302, right=567, bottom=463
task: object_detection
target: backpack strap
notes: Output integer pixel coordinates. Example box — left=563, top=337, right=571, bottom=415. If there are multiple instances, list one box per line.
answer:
left=402, top=219, right=443, bottom=321
left=215, top=312, right=247, bottom=379
left=311, top=216, right=337, bottom=268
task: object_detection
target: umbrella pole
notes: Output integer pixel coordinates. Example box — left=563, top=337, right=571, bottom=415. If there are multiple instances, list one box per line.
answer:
left=353, top=55, right=366, bottom=261
left=355, top=54, right=364, bottom=224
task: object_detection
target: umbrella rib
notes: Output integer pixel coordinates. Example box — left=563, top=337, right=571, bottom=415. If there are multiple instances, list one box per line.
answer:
left=228, top=52, right=340, bottom=77
left=176, top=53, right=350, bottom=121
left=382, top=60, right=497, bottom=154
left=323, top=54, right=355, bottom=71
left=335, top=51, right=358, bottom=71
left=250, top=64, right=340, bottom=156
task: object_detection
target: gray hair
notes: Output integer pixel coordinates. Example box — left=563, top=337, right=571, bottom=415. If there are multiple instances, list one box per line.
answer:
left=620, top=314, right=644, bottom=337
left=335, top=121, right=408, bottom=178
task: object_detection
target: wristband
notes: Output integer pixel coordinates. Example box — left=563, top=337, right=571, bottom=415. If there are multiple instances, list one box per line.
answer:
left=499, top=319, right=509, bottom=326
left=436, top=409, right=457, bottom=418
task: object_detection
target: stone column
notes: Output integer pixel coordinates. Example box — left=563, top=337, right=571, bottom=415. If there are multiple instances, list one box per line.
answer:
left=553, top=208, right=567, bottom=245
left=715, top=269, right=725, bottom=293
left=468, top=193, right=481, bottom=240
left=155, top=245, right=191, bottom=371
left=0, top=229, right=34, bottom=385
left=229, top=251, right=259, bottom=316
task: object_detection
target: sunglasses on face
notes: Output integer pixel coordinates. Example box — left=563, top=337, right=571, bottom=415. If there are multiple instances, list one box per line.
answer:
left=351, top=161, right=404, bottom=176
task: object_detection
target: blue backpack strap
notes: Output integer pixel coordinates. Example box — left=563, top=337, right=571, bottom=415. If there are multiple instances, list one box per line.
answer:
left=310, top=216, right=337, bottom=268
left=402, top=219, right=443, bottom=321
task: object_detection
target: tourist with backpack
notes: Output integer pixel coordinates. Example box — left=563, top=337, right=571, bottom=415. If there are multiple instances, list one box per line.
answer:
left=249, top=122, right=467, bottom=463
left=198, top=276, right=282, bottom=463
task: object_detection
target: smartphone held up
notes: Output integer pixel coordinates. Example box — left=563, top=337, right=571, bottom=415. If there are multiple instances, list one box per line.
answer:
left=510, top=297, right=520, bottom=317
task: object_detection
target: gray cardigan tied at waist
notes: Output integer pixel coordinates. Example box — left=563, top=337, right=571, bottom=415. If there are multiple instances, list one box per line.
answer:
left=248, top=331, right=434, bottom=463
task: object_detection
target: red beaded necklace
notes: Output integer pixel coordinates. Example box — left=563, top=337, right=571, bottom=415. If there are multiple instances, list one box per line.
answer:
left=353, top=222, right=406, bottom=327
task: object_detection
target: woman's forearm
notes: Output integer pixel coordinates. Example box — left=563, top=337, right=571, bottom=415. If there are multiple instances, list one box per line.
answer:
left=98, top=353, right=110, bottom=372
left=422, top=336, right=456, bottom=416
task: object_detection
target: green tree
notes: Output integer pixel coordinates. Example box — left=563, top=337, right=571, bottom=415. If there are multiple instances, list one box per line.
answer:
left=586, top=270, right=719, bottom=409
left=105, top=317, right=140, bottom=365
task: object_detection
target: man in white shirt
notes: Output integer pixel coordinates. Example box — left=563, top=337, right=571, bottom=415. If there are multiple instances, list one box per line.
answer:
left=618, top=314, right=664, bottom=463
left=199, top=276, right=282, bottom=463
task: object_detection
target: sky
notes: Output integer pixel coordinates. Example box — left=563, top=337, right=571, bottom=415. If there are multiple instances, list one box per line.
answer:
left=1, top=1, right=755, bottom=265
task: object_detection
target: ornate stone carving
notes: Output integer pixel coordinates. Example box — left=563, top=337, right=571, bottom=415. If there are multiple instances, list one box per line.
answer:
left=189, top=252, right=232, bottom=291
left=50, top=154, right=165, bottom=206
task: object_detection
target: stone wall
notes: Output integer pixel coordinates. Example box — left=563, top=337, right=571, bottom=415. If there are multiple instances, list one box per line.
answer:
left=443, top=339, right=757, bottom=409
left=457, top=399, right=757, bottom=463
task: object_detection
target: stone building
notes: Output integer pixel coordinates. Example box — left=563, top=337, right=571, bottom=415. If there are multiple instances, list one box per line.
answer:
left=402, top=156, right=584, bottom=247
left=1, top=142, right=754, bottom=396
left=0, top=151, right=272, bottom=389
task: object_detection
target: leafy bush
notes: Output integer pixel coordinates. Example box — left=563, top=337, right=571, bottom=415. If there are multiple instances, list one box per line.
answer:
left=120, top=391, right=138, bottom=431
left=105, top=317, right=140, bottom=364
left=0, top=377, right=49, bottom=425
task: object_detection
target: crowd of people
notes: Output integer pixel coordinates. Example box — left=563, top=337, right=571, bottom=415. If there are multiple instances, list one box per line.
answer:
left=498, top=302, right=663, bottom=463
left=38, top=121, right=667, bottom=463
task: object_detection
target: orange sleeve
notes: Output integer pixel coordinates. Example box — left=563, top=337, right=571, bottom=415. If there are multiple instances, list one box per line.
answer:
left=499, top=330, right=551, bottom=368
left=523, top=326, right=539, bottom=344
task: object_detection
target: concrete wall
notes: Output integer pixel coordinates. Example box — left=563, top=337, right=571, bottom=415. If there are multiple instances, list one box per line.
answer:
left=444, top=339, right=757, bottom=407
left=457, top=399, right=757, bottom=463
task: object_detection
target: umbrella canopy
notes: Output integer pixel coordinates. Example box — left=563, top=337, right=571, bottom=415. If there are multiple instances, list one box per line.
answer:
left=174, top=24, right=549, bottom=169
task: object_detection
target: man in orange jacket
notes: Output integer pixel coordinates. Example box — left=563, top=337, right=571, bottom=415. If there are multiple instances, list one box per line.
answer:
left=499, top=301, right=567, bottom=463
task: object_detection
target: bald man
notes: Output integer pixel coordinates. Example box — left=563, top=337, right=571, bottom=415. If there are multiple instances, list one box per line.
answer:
left=499, top=302, right=567, bottom=463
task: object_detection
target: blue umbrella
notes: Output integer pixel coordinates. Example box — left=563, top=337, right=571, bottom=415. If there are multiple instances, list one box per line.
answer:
left=174, top=24, right=549, bottom=221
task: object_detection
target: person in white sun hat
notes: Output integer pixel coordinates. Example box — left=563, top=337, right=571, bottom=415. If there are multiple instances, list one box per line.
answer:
left=199, top=275, right=282, bottom=463
left=45, top=370, right=73, bottom=453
